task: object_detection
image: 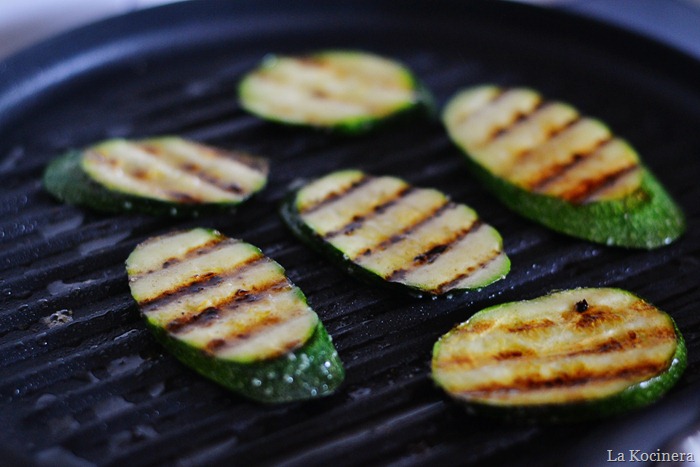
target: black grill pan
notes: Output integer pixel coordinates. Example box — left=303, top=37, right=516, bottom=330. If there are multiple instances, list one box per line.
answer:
left=1, top=1, right=699, bottom=465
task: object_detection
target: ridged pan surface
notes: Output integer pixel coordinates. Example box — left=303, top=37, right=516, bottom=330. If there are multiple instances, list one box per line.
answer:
left=0, top=1, right=699, bottom=465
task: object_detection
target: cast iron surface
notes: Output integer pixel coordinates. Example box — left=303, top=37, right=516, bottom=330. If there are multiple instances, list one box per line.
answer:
left=1, top=1, right=699, bottom=465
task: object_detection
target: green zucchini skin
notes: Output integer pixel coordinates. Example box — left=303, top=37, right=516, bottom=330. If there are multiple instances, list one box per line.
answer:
left=280, top=170, right=510, bottom=298
left=147, top=320, right=344, bottom=404
left=431, top=288, right=687, bottom=422
left=442, top=86, right=685, bottom=249
left=43, top=137, right=268, bottom=217
left=238, top=50, right=434, bottom=135
left=464, top=155, right=685, bottom=249
left=126, top=228, right=344, bottom=403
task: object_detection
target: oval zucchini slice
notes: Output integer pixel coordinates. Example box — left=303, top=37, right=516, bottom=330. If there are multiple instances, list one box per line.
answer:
left=239, top=50, right=433, bottom=134
left=281, top=169, right=510, bottom=297
left=43, top=136, right=269, bottom=217
left=431, top=288, right=687, bottom=421
left=443, top=85, right=685, bottom=249
left=126, top=228, right=344, bottom=403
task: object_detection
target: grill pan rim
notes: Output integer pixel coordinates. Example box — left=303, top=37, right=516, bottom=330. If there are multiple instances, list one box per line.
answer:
left=0, top=1, right=699, bottom=466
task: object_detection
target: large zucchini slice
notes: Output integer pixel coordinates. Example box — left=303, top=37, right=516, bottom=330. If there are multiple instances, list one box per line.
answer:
left=443, top=85, right=685, bottom=248
left=431, top=288, right=686, bottom=421
left=126, top=228, right=344, bottom=403
left=239, top=50, right=432, bottom=134
left=281, top=169, right=510, bottom=297
left=43, top=136, right=269, bottom=217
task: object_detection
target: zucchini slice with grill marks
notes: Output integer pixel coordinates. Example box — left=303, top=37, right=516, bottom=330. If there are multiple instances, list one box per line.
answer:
left=281, top=170, right=510, bottom=297
left=431, top=288, right=686, bottom=422
left=239, top=50, right=433, bottom=133
left=126, top=228, right=344, bottom=403
left=443, top=85, right=685, bottom=248
left=43, top=136, right=268, bottom=217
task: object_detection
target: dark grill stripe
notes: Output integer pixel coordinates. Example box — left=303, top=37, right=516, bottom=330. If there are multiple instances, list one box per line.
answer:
left=132, top=237, right=224, bottom=279
left=434, top=247, right=502, bottom=295
left=322, top=186, right=415, bottom=240
left=139, top=143, right=258, bottom=196
left=209, top=306, right=308, bottom=355
left=138, top=253, right=265, bottom=310
left=484, top=98, right=545, bottom=142
left=527, top=136, right=615, bottom=191
left=354, top=201, right=453, bottom=259
left=298, top=174, right=371, bottom=215
left=386, top=219, right=483, bottom=282
left=508, top=115, right=583, bottom=166
left=437, top=325, right=675, bottom=369
left=566, top=164, right=641, bottom=204
left=166, top=277, right=291, bottom=334
left=459, top=361, right=669, bottom=396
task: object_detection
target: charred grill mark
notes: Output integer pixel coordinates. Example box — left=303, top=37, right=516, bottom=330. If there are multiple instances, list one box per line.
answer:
left=559, top=326, right=676, bottom=357
left=434, top=247, right=503, bottom=295
left=460, top=361, right=669, bottom=397
left=436, top=348, right=535, bottom=369
left=297, top=56, right=326, bottom=67
left=484, top=98, right=545, bottom=142
left=506, top=319, right=556, bottom=333
left=132, top=238, right=224, bottom=279
left=564, top=164, right=641, bottom=204
left=546, top=114, right=582, bottom=140
left=299, top=175, right=371, bottom=215
left=139, top=252, right=265, bottom=310
left=138, top=143, right=254, bottom=196
left=205, top=339, right=227, bottom=353
left=461, top=320, right=494, bottom=335
left=355, top=201, right=453, bottom=259
left=573, top=306, right=623, bottom=329
left=166, top=277, right=291, bottom=334
left=167, top=306, right=220, bottom=333
left=440, top=325, right=675, bottom=374
left=527, top=137, right=615, bottom=192
left=322, top=186, right=414, bottom=240
left=132, top=168, right=149, bottom=180
left=413, top=244, right=449, bottom=264
left=511, top=115, right=583, bottom=165
left=494, top=350, right=530, bottom=360
left=209, top=314, right=287, bottom=355
left=166, top=191, right=200, bottom=203
left=386, top=220, right=483, bottom=282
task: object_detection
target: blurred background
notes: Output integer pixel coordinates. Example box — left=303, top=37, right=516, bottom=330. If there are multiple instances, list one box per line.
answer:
left=0, top=0, right=700, bottom=60
left=1, top=0, right=700, bottom=62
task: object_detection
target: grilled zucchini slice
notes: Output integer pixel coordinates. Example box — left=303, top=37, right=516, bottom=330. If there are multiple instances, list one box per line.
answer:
left=126, top=228, right=344, bottom=403
left=432, top=288, right=686, bottom=422
left=443, top=85, right=685, bottom=248
left=239, top=50, right=432, bottom=133
left=281, top=170, right=510, bottom=297
left=43, top=136, right=268, bottom=217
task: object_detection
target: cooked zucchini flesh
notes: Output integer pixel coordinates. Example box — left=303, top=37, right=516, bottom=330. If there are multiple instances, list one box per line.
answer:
left=432, top=288, right=684, bottom=411
left=127, top=228, right=318, bottom=363
left=82, top=136, right=268, bottom=204
left=239, top=50, right=425, bottom=129
left=443, top=86, right=642, bottom=204
left=288, top=170, right=509, bottom=295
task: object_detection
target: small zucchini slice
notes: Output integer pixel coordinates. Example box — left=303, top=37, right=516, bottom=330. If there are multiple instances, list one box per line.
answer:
left=238, top=50, right=432, bottom=134
left=126, top=228, right=344, bottom=403
left=43, top=136, right=268, bottom=217
left=431, top=288, right=687, bottom=422
left=281, top=169, right=510, bottom=297
left=443, top=85, right=685, bottom=248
